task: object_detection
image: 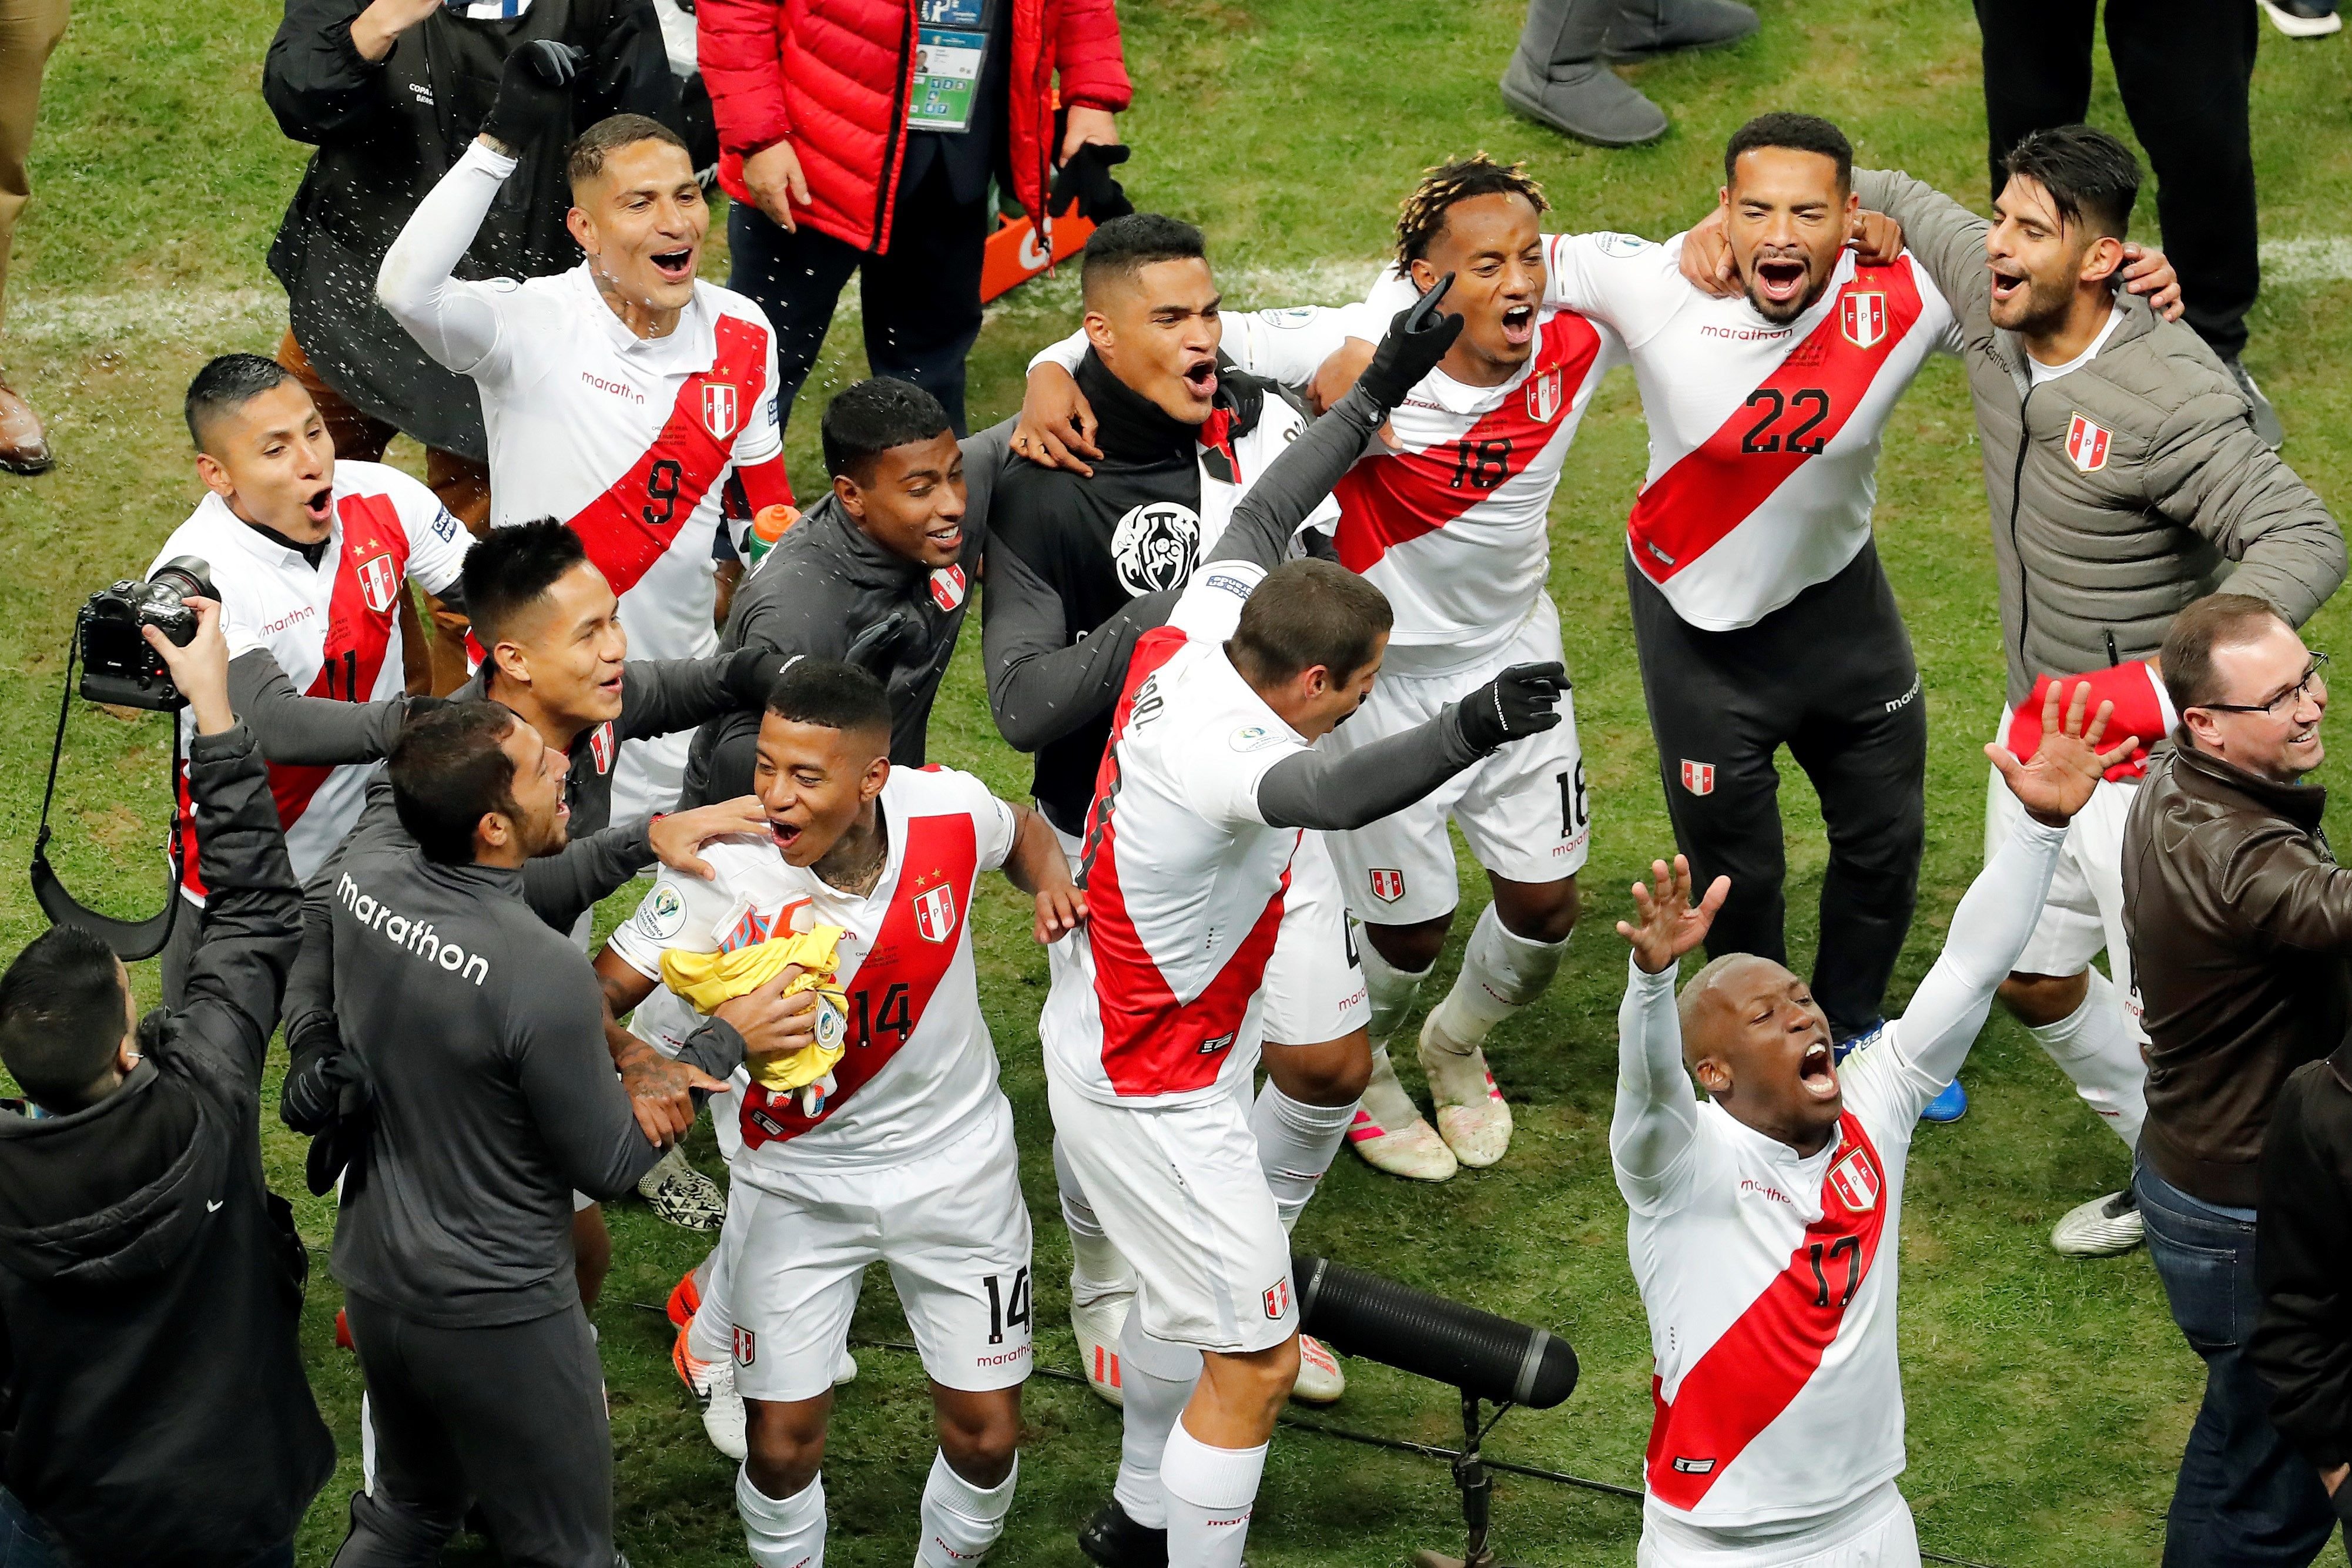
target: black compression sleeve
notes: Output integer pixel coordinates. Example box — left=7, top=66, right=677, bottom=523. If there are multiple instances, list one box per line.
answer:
left=1254, top=706, right=1486, bottom=831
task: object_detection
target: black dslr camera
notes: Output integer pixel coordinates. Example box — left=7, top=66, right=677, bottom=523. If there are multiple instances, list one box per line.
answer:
left=78, top=555, right=217, bottom=711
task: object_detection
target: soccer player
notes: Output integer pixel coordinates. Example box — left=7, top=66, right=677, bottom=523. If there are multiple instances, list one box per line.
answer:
left=150, top=353, right=469, bottom=1007
left=1611, top=682, right=2130, bottom=1566
left=1050, top=282, right=1566, bottom=1568
left=378, top=62, right=793, bottom=819
left=993, top=213, right=1382, bottom=1406
left=597, top=660, right=1081, bottom=1568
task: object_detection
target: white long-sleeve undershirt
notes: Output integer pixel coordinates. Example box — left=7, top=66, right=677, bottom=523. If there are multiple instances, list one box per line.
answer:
left=376, top=138, right=520, bottom=380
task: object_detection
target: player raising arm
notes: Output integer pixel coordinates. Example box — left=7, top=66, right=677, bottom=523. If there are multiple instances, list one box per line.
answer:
left=1609, top=681, right=2132, bottom=1564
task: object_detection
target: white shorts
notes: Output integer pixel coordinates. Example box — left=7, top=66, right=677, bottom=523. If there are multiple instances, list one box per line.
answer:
left=721, top=1097, right=1033, bottom=1402
left=1324, top=596, right=1591, bottom=925
left=1982, top=732, right=2144, bottom=1038
left=1640, top=1483, right=1918, bottom=1568
left=1047, top=1072, right=1298, bottom=1354
left=1051, top=827, right=1369, bottom=1051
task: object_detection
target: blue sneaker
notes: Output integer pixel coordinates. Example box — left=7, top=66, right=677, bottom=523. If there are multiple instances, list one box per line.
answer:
left=1919, top=1077, right=1968, bottom=1123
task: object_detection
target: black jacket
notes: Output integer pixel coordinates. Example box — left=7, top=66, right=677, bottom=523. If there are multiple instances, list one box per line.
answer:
left=2254, top=1043, right=2352, bottom=1492
left=681, top=423, right=1006, bottom=803
left=264, top=0, right=674, bottom=457
left=0, top=727, right=333, bottom=1567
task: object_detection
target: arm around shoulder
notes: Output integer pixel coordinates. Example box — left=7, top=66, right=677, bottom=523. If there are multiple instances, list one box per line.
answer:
left=2152, top=399, right=2347, bottom=629
left=1850, top=167, right=1992, bottom=321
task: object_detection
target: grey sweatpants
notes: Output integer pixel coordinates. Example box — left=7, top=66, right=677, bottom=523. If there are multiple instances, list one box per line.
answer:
left=331, top=1294, right=618, bottom=1568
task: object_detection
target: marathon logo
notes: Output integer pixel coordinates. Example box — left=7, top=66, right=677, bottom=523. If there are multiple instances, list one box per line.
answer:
left=337, top=874, right=489, bottom=985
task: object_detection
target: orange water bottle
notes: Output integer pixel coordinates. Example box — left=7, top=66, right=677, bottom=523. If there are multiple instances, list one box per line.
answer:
left=744, top=504, right=799, bottom=567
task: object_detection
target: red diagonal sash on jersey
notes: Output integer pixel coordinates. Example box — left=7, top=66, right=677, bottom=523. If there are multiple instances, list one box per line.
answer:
left=176, top=492, right=411, bottom=896
left=1331, top=311, right=1603, bottom=574
left=1077, top=626, right=1292, bottom=1097
left=1644, top=1111, right=1890, bottom=1509
left=738, top=812, right=977, bottom=1148
left=1626, top=260, right=1924, bottom=585
left=565, top=314, right=770, bottom=597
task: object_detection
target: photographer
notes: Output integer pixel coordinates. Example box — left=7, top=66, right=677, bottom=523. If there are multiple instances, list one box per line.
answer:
left=0, top=601, right=333, bottom=1568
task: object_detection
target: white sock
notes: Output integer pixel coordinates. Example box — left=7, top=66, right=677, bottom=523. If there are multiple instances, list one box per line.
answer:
left=738, top=1466, right=826, bottom=1568
left=2029, top=969, right=2147, bottom=1151
left=687, top=1239, right=733, bottom=1364
left=1358, top=929, right=1433, bottom=1046
left=916, top=1449, right=1016, bottom=1567
left=1427, top=904, right=1566, bottom=1048
left=1355, top=1041, right=1424, bottom=1134
left=1160, top=1422, right=1267, bottom=1568
left=1249, top=1083, right=1355, bottom=1231
left=1055, top=1135, right=1135, bottom=1305
left=1111, top=1308, right=1201, bottom=1529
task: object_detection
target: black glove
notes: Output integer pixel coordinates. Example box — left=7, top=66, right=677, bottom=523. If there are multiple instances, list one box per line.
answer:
left=481, top=40, right=587, bottom=155
left=1049, top=142, right=1134, bottom=222
left=1454, top=661, right=1567, bottom=753
left=725, top=645, right=793, bottom=708
left=1355, top=272, right=1465, bottom=410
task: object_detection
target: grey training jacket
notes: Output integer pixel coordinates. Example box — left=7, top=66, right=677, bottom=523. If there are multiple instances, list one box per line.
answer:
left=1854, top=168, right=2344, bottom=703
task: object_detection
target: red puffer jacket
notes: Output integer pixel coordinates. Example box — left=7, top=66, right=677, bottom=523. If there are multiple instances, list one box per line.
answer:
left=698, top=0, right=1131, bottom=254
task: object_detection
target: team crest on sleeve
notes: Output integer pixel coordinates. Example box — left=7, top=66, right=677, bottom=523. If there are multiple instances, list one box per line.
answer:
left=1828, top=1146, right=1881, bottom=1212
left=2065, top=413, right=2111, bottom=473
left=1368, top=868, right=1405, bottom=903
left=913, top=879, right=958, bottom=944
left=357, top=552, right=400, bottom=615
left=1680, top=759, right=1716, bottom=796
left=1525, top=366, right=1563, bottom=423
left=1841, top=291, right=1888, bottom=350
left=702, top=382, right=741, bottom=441
left=588, top=721, right=616, bottom=776
left=929, top=564, right=968, bottom=611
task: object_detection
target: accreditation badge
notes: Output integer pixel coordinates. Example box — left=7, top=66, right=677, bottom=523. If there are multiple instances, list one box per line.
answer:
left=907, top=0, right=990, bottom=133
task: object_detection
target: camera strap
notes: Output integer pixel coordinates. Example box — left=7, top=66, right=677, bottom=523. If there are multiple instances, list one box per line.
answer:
left=31, top=627, right=187, bottom=961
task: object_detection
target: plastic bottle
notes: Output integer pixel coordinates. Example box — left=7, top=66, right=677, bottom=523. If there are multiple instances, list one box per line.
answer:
left=743, top=504, right=799, bottom=567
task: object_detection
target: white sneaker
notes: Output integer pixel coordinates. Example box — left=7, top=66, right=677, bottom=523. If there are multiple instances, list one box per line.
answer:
left=1418, top=1015, right=1513, bottom=1168
left=1291, top=1334, right=1345, bottom=1406
left=1071, top=1277, right=1133, bottom=1408
left=1346, top=1047, right=1459, bottom=1182
left=673, top=1326, right=748, bottom=1460
left=2052, top=1190, right=2145, bottom=1257
left=2259, top=0, right=2343, bottom=36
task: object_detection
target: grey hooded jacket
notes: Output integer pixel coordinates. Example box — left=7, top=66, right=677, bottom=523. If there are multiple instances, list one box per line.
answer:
left=1854, top=168, right=2343, bottom=703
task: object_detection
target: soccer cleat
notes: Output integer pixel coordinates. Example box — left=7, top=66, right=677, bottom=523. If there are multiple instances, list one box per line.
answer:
left=2052, top=1190, right=2144, bottom=1258
left=1078, top=1499, right=1169, bottom=1568
left=1921, top=1078, right=1968, bottom=1123
left=1348, top=1046, right=1459, bottom=1182
left=673, top=1325, right=748, bottom=1461
left=666, top=1264, right=702, bottom=1328
left=1291, top=1334, right=1345, bottom=1405
left=2259, top=0, right=2344, bottom=37
left=638, top=1144, right=726, bottom=1231
left=1071, top=1275, right=1133, bottom=1408
left=1418, top=1016, right=1513, bottom=1168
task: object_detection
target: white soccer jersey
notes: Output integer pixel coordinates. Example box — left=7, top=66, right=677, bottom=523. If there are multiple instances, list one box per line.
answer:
left=607, top=764, right=1017, bottom=1175
left=1539, top=232, right=1959, bottom=631
left=1610, top=811, right=2066, bottom=1533
left=156, top=460, right=468, bottom=898
left=1341, top=274, right=1624, bottom=669
left=1039, top=559, right=1310, bottom=1106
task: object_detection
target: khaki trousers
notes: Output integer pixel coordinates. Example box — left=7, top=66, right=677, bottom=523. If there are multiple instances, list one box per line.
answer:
left=0, top=0, right=68, bottom=327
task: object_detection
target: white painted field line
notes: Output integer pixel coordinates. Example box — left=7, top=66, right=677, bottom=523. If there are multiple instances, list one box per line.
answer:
left=11, top=241, right=2347, bottom=344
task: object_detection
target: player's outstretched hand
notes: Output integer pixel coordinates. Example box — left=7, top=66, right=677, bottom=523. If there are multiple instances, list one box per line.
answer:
left=715, top=963, right=823, bottom=1061
left=2119, top=243, right=2185, bottom=323
left=1034, top=883, right=1087, bottom=944
left=1012, top=361, right=1101, bottom=475
left=649, top=796, right=770, bottom=880
left=481, top=40, right=587, bottom=156
left=1677, top=207, right=1739, bottom=300
left=1357, top=272, right=1464, bottom=409
left=1456, top=661, right=1566, bottom=752
left=1987, top=679, right=2137, bottom=829
left=1617, top=855, right=1731, bottom=976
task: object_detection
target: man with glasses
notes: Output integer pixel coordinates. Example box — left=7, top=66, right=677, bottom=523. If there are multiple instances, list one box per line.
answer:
left=2123, top=593, right=2344, bottom=1568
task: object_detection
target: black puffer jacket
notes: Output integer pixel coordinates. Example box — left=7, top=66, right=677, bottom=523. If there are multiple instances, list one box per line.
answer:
left=264, top=0, right=675, bottom=457
left=2254, top=1043, right=2352, bottom=1495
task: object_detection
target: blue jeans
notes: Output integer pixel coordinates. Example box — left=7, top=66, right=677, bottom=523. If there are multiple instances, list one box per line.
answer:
left=2136, top=1161, right=2344, bottom=1567
left=0, top=1489, right=292, bottom=1568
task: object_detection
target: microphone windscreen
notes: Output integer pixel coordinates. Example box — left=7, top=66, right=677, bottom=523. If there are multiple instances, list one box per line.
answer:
left=1294, top=1254, right=1579, bottom=1409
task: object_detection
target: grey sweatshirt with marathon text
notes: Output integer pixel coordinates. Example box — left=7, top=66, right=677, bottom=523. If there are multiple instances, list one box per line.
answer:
left=320, top=805, right=742, bottom=1328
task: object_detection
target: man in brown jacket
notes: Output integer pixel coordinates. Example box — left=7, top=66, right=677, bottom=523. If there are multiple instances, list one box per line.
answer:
left=2125, top=591, right=2348, bottom=1568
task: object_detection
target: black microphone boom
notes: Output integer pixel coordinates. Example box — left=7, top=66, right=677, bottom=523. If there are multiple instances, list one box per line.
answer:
left=1293, top=1254, right=1578, bottom=1410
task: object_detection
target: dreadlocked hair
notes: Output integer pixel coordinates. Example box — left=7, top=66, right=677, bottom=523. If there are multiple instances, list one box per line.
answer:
left=1395, top=154, right=1550, bottom=269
